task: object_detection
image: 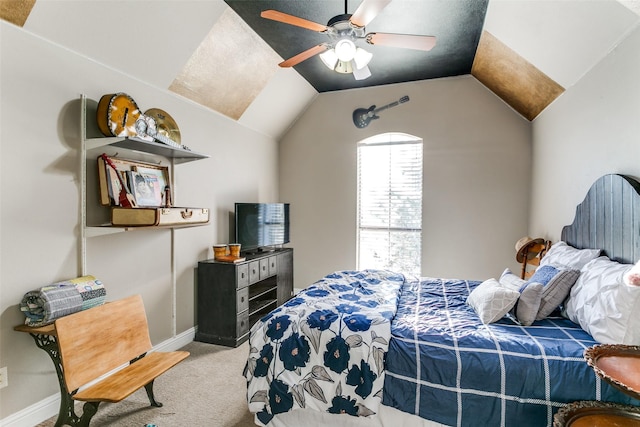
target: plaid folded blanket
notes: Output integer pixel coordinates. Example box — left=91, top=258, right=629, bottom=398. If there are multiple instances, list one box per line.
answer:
left=20, top=275, right=106, bottom=326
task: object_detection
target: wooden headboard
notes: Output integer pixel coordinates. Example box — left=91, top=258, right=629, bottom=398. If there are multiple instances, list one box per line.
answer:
left=561, top=174, right=640, bottom=265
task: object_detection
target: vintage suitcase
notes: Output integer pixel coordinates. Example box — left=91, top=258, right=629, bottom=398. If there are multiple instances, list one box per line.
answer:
left=97, top=155, right=170, bottom=208
left=111, top=207, right=209, bottom=227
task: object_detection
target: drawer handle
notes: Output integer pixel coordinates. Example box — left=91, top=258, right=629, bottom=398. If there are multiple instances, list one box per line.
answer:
left=241, top=272, right=245, bottom=279
left=181, top=209, right=193, bottom=219
left=241, top=296, right=245, bottom=303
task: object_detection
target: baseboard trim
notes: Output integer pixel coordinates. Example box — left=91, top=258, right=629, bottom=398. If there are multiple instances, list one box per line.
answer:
left=0, top=328, right=196, bottom=427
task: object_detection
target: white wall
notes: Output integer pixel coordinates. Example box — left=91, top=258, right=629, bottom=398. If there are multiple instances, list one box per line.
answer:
left=530, top=23, right=640, bottom=240
left=280, top=76, right=532, bottom=287
left=0, top=22, right=279, bottom=420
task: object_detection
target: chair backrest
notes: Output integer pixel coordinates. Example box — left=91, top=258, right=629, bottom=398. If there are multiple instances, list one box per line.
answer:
left=55, top=294, right=152, bottom=392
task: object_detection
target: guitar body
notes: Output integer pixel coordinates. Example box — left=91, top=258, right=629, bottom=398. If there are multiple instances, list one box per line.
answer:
left=352, top=106, right=379, bottom=129
left=352, top=95, right=410, bottom=129
left=96, top=93, right=141, bottom=138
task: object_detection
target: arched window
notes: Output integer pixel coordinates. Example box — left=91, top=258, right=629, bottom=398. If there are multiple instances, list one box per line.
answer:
left=357, top=132, right=422, bottom=275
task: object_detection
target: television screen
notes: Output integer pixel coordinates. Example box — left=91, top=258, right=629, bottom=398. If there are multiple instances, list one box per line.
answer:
left=234, top=203, right=289, bottom=253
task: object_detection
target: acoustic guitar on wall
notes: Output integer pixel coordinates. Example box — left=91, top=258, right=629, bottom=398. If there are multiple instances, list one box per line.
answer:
left=352, top=95, right=410, bottom=129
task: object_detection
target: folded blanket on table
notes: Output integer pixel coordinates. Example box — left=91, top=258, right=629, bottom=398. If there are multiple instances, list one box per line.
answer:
left=20, top=275, right=106, bottom=326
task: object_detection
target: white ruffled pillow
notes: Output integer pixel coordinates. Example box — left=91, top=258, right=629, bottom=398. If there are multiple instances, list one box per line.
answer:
left=540, top=241, right=601, bottom=270
left=563, top=256, right=640, bottom=344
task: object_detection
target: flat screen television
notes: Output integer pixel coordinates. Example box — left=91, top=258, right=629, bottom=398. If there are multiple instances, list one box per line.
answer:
left=234, top=203, right=290, bottom=254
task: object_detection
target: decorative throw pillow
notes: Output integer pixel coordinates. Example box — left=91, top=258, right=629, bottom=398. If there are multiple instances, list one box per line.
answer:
left=623, top=259, right=640, bottom=286
left=499, top=268, right=543, bottom=326
left=563, top=256, right=640, bottom=344
left=539, top=241, right=601, bottom=271
left=467, top=278, right=519, bottom=324
left=527, top=265, right=580, bottom=320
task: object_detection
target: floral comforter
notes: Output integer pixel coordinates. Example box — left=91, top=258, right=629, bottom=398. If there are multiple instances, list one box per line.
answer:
left=244, top=270, right=407, bottom=425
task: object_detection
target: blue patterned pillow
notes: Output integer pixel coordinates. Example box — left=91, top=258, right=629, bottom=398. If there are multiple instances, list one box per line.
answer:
left=528, top=265, right=580, bottom=320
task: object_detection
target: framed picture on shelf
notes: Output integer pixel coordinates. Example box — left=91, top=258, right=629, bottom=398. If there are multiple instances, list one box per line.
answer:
left=128, top=171, right=159, bottom=207
left=132, top=165, right=169, bottom=207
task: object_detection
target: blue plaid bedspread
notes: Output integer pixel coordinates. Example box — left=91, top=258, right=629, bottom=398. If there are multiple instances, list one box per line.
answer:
left=383, top=277, right=638, bottom=427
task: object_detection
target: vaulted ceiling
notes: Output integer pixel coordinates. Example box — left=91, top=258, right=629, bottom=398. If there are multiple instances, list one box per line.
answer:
left=2, top=0, right=639, bottom=138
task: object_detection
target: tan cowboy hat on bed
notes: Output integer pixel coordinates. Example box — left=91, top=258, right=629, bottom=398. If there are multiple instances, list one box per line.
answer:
left=515, top=236, right=545, bottom=263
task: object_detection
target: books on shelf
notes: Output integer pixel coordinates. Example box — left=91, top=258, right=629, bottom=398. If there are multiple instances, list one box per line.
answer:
left=215, top=255, right=246, bottom=263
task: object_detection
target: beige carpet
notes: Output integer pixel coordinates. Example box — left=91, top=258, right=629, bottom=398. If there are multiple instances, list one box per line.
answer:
left=36, top=341, right=256, bottom=427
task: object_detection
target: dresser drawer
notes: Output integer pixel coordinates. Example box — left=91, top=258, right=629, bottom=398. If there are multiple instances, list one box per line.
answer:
left=237, top=311, right=249, bottom=337
left=248, top=261, right=260, bottom=284
left=259, top=258, right=270, bottom=280
left=268, top=256, right=277, bottom=276
left=237, top=287, right=249, bottom=313
left=237, top=264, right=249, bottom=288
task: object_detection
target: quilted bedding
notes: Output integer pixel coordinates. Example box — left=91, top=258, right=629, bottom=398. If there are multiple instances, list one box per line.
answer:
left=384, top=277, right=637, bottom=427
left=244, top=270, right=407, bottom=426
left=20, top=275, right=106, bottom=327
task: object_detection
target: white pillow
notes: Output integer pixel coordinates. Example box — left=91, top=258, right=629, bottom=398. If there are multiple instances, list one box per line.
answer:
left=540, top=241, right=601, bottom=270
left=467, top=278, right=520, bottom=324
left=499, top=268, right=543, bottom=326
left=563, top=256, right=640, bottom=344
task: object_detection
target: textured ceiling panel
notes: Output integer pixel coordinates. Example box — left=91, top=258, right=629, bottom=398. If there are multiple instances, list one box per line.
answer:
left=483, top=0, right=640, bottom=89
left=472, top=31, right=564, bottom=121
left=0, top=0, right=34, bottom=27
left=169, top=8, right=281, bottom=120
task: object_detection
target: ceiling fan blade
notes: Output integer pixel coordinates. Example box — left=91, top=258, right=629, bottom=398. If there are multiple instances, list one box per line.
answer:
left=279, top=44, right=328, bottom=68
left=261, top=10, right=328, bottom=33
left=366, top=33, right=437, bottom=51
left=350, top=0, right=392, bottom=28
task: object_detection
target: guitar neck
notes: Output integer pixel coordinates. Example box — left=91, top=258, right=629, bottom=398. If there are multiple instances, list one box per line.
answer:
left=374, top=101, right=399, bottom=114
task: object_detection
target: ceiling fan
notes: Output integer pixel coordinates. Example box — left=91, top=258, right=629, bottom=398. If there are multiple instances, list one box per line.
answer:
left=261, top=0, right=436, bottom=80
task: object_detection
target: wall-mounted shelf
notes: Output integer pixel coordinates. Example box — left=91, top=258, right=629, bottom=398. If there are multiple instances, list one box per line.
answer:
left=84, top=135, right=208, bottom=164
left=80, top=93, right=210, bottom=232
left=85, top=222, right=209, bottom=237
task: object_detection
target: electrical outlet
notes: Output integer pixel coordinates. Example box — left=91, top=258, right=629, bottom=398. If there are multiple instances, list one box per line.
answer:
left=0, top=366, right=7, bottom=389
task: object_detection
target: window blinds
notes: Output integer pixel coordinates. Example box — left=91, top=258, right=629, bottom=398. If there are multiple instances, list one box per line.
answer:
left=357, top=137, right=422, bottom=275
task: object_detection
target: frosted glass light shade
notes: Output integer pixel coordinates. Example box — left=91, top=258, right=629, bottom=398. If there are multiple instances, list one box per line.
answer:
left=353, top=48, right=373, bottom=70
left=335, top=39, right=357, bottom=62
left=319, top=49, right=339, bottom=70
left=352, top=64, right=371, bottom=80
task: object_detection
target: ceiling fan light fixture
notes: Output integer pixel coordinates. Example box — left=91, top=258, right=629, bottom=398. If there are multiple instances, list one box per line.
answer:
left=334, top=38, right=357, bottom=62
left=334, top=60, right=353, bottom=74
left=353, top=47, right=373, bottom=70
left=319, top=49, right=339, bottom=70
left=352, top=63, right=371, bottom=80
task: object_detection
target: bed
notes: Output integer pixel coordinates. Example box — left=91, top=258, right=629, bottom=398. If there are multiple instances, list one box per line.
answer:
left=244, top=174, right=640, bottom=427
